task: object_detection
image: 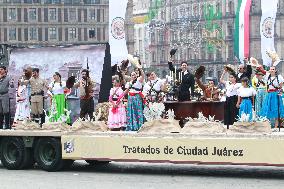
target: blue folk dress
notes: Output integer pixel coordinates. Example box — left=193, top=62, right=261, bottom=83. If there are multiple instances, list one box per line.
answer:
left=126, top=80, right=144, bottom=131
left=261, top=74, right=284, bottom=123
left=237, top=87, right=256, bottom=121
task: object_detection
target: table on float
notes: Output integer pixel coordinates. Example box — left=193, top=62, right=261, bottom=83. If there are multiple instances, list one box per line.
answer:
left=164, top=101, right=225, bottom=123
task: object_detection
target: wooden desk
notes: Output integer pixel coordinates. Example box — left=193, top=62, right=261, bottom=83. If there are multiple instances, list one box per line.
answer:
left=164, top=101, right=225, bottom=122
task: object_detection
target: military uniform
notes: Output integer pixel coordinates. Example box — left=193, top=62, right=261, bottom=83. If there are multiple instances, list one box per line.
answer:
left=29, top=77, right=47, bottom=121
left=0, top=75, right=13, bottom=129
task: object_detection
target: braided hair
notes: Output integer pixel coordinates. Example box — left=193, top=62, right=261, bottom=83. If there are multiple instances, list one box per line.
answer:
left=52, top=72, right=62, bottom=88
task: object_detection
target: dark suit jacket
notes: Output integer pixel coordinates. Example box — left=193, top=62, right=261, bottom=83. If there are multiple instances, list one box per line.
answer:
left=238, top=65, right=252, bottom=82
left=168, top=61, right=195, bottom=101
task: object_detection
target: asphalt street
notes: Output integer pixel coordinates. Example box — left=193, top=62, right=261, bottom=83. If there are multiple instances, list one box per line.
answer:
left=0, top=161, right=284, bottom=189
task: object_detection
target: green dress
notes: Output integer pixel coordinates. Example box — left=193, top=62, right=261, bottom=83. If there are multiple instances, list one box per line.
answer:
left=48, top=81, right=70, bottom=123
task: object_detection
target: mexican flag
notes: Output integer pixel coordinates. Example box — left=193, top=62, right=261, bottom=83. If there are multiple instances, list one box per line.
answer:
left=234, top=0, right=252, bottom=64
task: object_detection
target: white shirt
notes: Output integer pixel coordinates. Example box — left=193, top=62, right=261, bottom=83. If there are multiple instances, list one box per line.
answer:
left=126, top=80, right=143, bottom=93
left=264, top=74, right=284, bottom=90
left=48, top=81, right=66, bottom=95
left=225, top=81, right=242, bottom=97
left=143, top=78, right=164, bottom=96
left=237, top=87, right=256, bottom=97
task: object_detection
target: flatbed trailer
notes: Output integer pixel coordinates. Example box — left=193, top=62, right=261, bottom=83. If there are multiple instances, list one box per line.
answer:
left=1, top=130, right=284, bottom=171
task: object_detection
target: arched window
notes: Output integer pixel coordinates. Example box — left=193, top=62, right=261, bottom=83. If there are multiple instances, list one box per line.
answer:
left=229, top=1, right=234, bottom=14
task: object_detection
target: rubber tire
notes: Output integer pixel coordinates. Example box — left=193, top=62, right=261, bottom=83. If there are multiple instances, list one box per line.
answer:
left=0, top=137, right=32, bottom=170
left=86, top=160, right=110, bottom=166
left=34, top=137, right=64, bottom=172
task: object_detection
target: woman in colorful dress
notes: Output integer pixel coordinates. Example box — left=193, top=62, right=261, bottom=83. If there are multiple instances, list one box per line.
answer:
left=47, top=72, right=70, bottom=123
left=261, top=66, right=284, bottom=128
left=125, top=68, right=145, bottom=131
left=251, top=68, right=267, bottom=117
left=14, top=78, right=31, bottom=124
left=236, top=77, right=257, bottom=121
left=143, top=72, right=165, bottom=104
left=107, top=78, right=126, bottom=130
left=220, top=67, right=242, bottom=128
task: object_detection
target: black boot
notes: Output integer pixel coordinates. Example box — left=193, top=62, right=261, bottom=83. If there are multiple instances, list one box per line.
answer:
left=40, top=114, right=45, bottom=125
left=33, top=114, right=39, bottom=123
left=0, top=113, right=4, bottom=129
left=4, top=113, right=11, bottom=130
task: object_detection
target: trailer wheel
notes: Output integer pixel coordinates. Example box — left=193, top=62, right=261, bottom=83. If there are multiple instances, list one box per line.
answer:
left=86, top=160, right=110, bottom=166
left=34, top=137, right=64, bottom=172
left=0, top=137, right=32, bottom=170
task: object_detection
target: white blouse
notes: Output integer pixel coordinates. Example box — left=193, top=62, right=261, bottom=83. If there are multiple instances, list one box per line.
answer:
left=126, top=80, right=143, bottom=93
left=225, top=81, right=242, bottom=97
left=48, top=81, right=66, bottom=95
left=143, top=78, right=164, bottom=95
left=264, top=74, right=284, bottom=90
left=237, top=87, right=256, bottom=97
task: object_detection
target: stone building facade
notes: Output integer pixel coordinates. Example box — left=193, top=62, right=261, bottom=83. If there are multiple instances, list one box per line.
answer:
left=129, top=0, right=284, bottom=80
left=0, top=0, right=109, bottom=65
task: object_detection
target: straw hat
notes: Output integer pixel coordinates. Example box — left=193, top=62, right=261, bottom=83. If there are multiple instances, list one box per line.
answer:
left=127, top=54, right=142, bottom=69
left=266, top=49, right=281, bottom=67
left=224, top=64, right=235, bottom=74
left=249, top=57, right=261, bottom=67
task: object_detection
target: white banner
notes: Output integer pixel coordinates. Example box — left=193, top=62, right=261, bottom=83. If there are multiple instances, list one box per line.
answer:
left=260, top=0, right=278, bottom=67
left=109, top=0, right=129, bottom=65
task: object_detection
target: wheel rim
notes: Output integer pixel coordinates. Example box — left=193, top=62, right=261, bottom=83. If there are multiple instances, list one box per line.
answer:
left=3, top=142, right=19, bottom=164
left=39, top=142, right=56, bottom=166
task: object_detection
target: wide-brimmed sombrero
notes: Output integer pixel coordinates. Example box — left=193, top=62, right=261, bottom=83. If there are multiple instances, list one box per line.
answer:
left=224, top=64, right=236, bottom=75
left=194, top=66, right=205, bottom=79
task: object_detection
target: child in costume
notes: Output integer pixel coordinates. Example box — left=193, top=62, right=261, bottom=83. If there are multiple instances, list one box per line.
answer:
left=107, top=78, right=126, bottom=130
left=236, top=77, right=256, bottom=121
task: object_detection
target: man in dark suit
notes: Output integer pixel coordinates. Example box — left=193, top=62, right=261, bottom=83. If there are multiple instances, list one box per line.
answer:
left=168, top=60, right=195, bottom=101
left=237, top=57, right=252, bottom=82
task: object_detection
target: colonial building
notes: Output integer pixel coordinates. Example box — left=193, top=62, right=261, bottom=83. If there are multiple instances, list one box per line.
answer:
left=0, top=0, right=109, bottom=65
left=129, top=0, right=284, bottom=79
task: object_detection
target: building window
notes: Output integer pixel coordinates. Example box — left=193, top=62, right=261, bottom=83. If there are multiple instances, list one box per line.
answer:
left=151, top=33, right=155, bottom=43
left=229, top=1, right=234, bottom=14
left=29, top=8, right=37, bottom=21
left=89, top=28, right=96, bottom=38
left=69, top=28, right=76, bottom=39
left=228, top=44, right=233, bottom=59
left=64, top=0, right=80, bottom=4
left=44, top=0, right=61, bottom=4
left=159, top=32, right=164, bottom=43
left=161, top=50, right=165, bottom=62
left=69, top=8, right=77, bottom=20
left=8, top=8, right=17, bottom=20
left=9, top=28, right=16, bottom=40
left=29, top=27, right=37, bottom=40
left=89, top=9, right=96, bottom=20
left=227, top=24, right=233, bottom=36
left=24, top=0, right=40, bottom=3
left=49, top=8, right=57, bottom=21
left=152, top=51, right=156, bottom=62
left=5, top=0, right=21, bottom=2
left=49, top=27, right=57, bottom=39
left=84, top=0, right=101, bottom=4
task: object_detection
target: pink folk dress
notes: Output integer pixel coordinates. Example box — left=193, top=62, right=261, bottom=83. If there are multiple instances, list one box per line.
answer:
left=107, top=87, right=126, bottom=129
